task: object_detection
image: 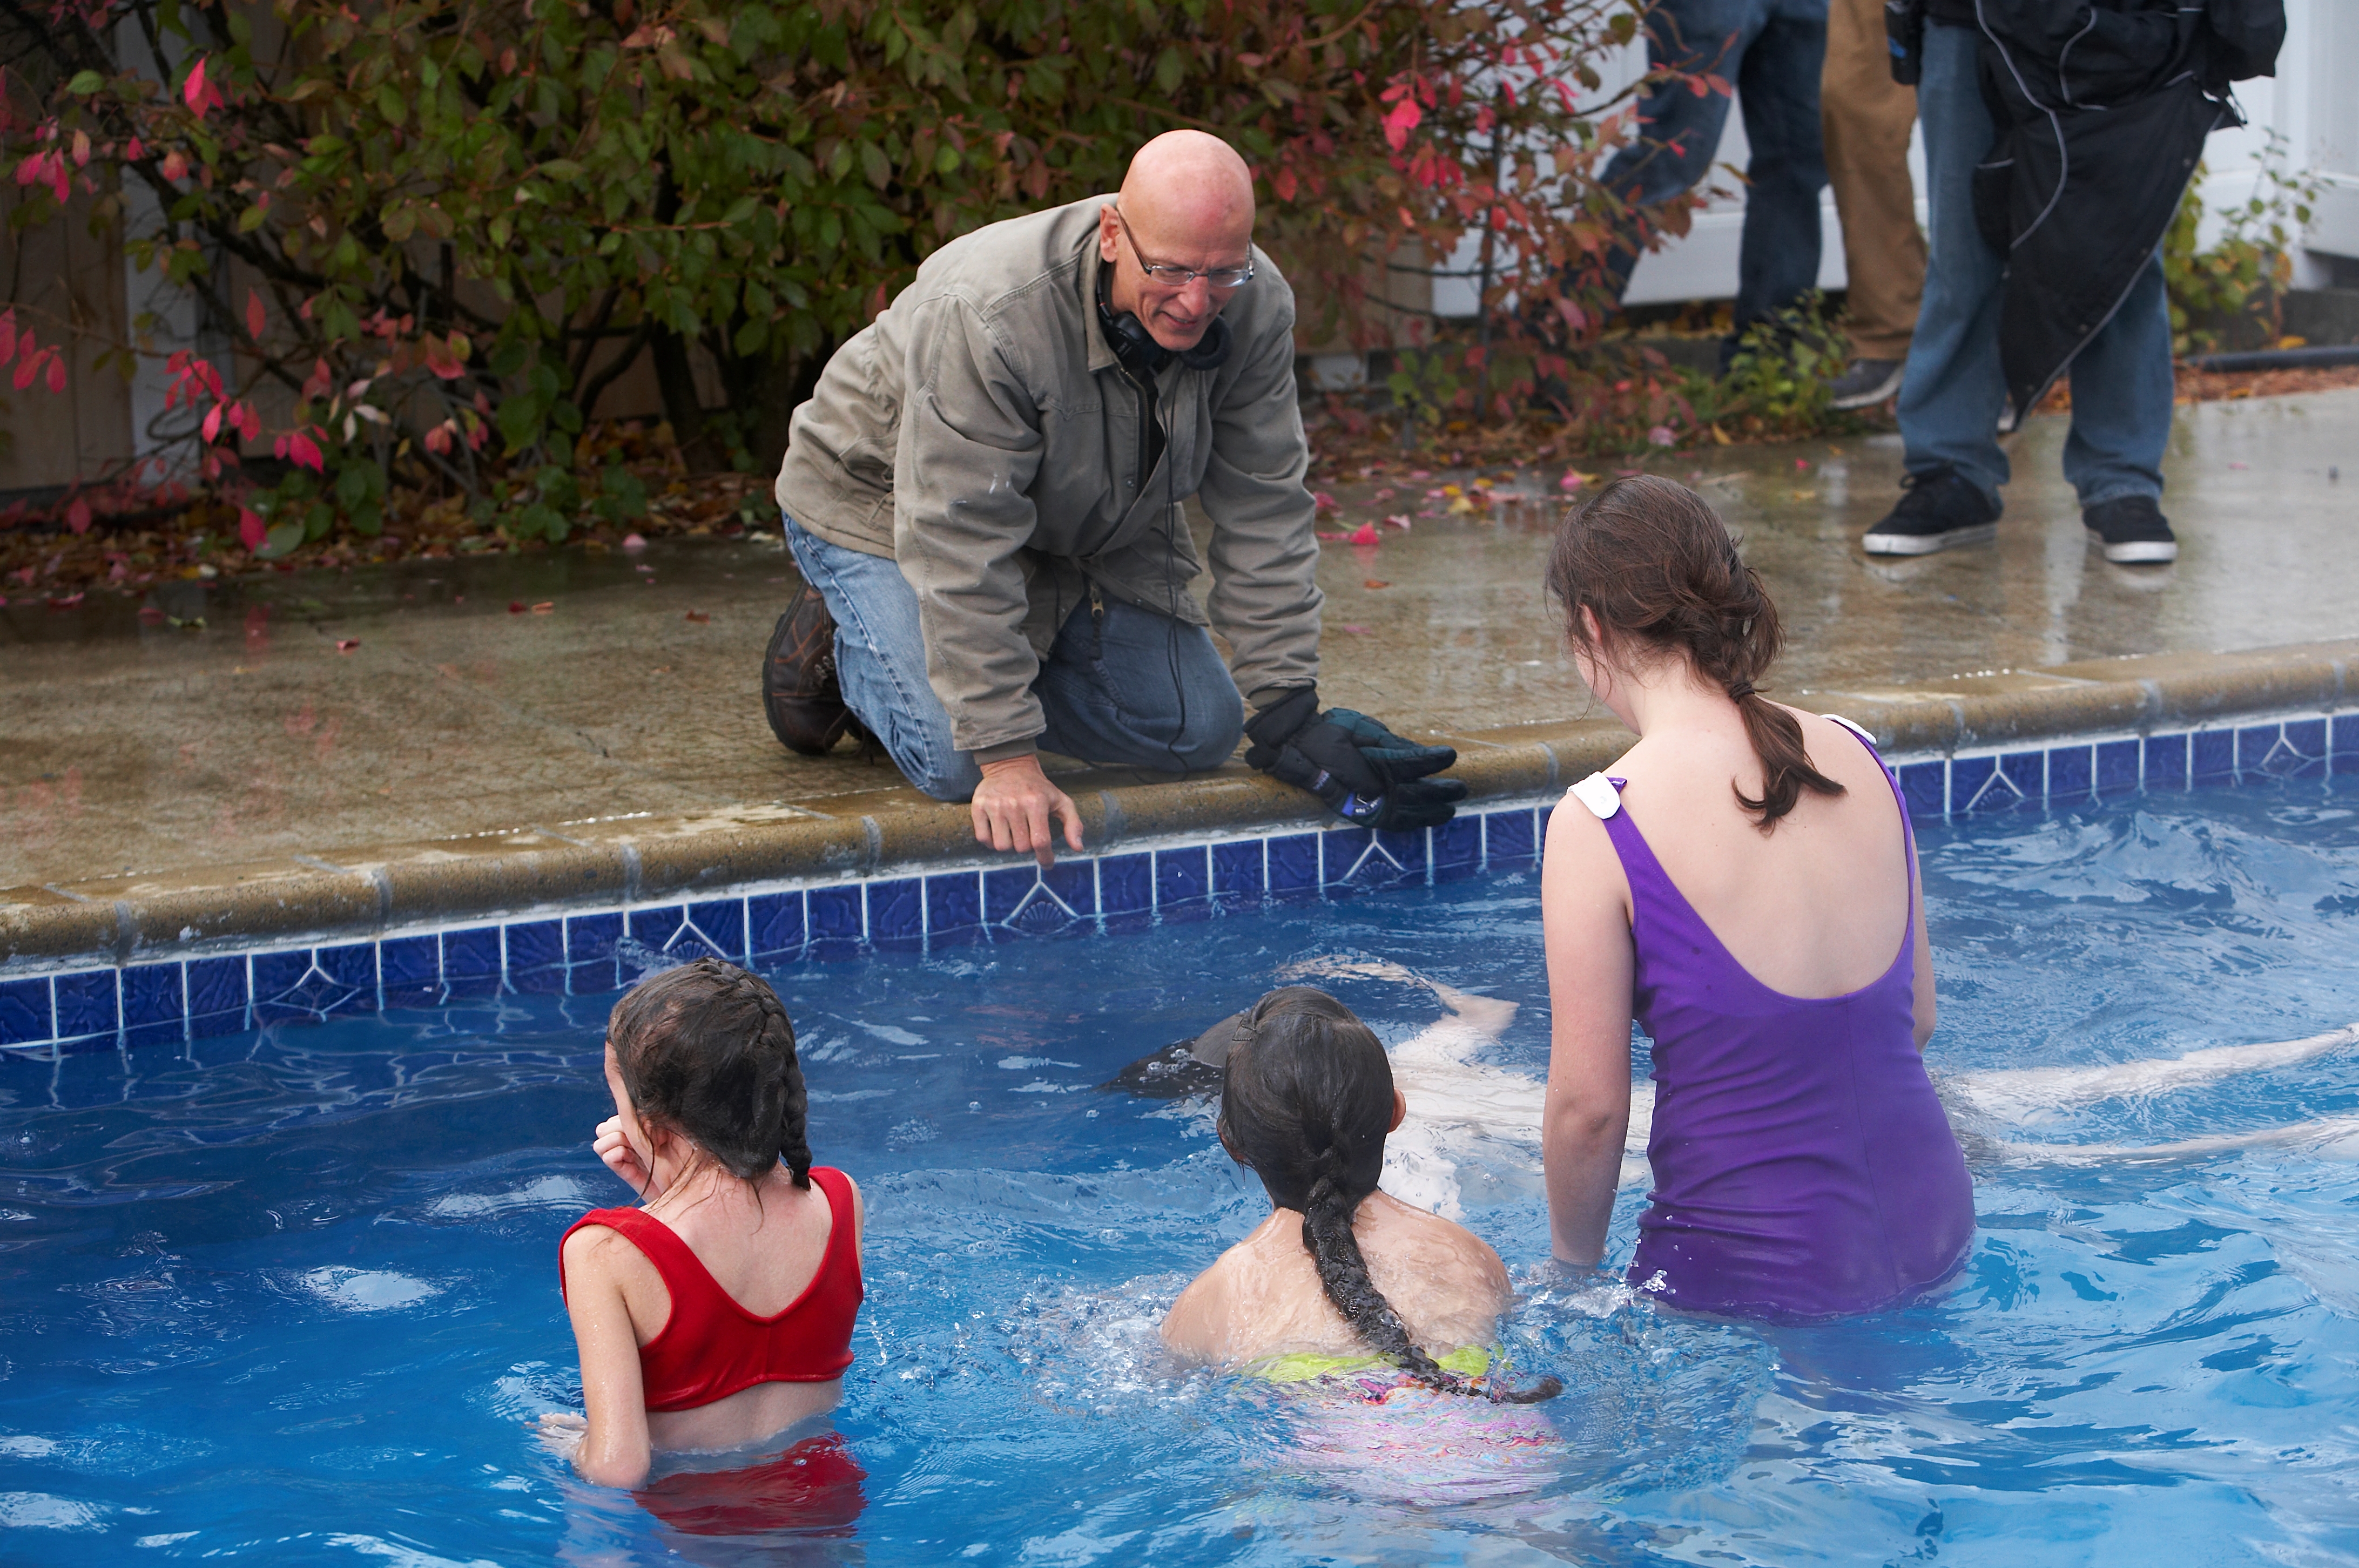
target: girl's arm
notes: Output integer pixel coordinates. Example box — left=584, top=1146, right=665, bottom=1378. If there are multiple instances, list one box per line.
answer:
left=561, top=1227, right=653, bottom=1490
left=1540, top=798, right=1636, bottom=1268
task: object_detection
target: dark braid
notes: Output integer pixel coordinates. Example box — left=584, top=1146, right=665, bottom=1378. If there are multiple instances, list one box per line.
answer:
left=1223, top=989, right=1561, bottom=1404
left=1546, top=474, right=1845, bottom=830
left=607, top=957, right=813, bottom=1187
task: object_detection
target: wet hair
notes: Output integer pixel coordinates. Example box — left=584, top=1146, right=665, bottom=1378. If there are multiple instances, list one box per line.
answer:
left=605, top=958, right=812, bottom=1187
left=1546, top=473, right=1844, bottom=829
left=1218, top=987, right=1559, bottom=1403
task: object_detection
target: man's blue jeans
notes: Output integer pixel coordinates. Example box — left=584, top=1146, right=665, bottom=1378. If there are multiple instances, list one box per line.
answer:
left=783, top=515, right=1245, bottom=802
left=1598, top=0, right=1829, bottom=336
left=1897, top=22, right=2173, bottom=508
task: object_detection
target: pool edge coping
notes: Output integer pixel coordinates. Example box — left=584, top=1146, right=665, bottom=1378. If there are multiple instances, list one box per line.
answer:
left=6, top=634, right=2357, bottom=980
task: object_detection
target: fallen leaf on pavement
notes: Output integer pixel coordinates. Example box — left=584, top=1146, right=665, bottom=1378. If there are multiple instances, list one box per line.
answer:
left=530, top=601, right=555, bottom=614
left=508, top=600, right=527, bottom=613
left=684, top=610, right=710, bottom=624
left=335, top=638, right=360, bottom=652
left=1363, top=579, right=1391, bottom=589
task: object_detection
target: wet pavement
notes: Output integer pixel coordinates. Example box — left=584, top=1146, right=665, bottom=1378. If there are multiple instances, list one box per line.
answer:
left=4, top=388, right=2354, bottom=892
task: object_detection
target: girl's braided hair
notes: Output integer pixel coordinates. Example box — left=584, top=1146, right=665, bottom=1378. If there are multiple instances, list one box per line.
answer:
left=1219, top=987, right=1559, bottom=1404
left=1546, top=473, right=1845, bottom=830
left=605, top=957, right=813, bottom=1187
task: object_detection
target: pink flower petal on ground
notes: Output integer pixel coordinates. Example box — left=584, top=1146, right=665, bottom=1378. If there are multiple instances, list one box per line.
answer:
left=1647, top=424, right=1676, bottom=446
left=1347, top=522, right=1379, bottom=545
left=622, top=532, right=648, bottom=550
left=335, top=638, right=360, bottom=652
left=1313, top=491, right=1339, bottom=512
left=1384, top=514, right=1413, bottom=530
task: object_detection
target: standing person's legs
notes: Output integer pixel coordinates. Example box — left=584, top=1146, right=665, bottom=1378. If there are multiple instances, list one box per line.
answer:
left=1590, top=0, right=1755, bottom=305
left=1864, top=22, right=2008, bottom=555
left=782, top=513, right=982, bottom=801
left=1820, top=0, right=1924, bottom=397
left=1728, top=0, right=1829, bottom=342
left=2059, top=251, right=2173, bottom=507
left=2057, top=251, right=2178, bottom=562
left=1034, top=594, right=1246, bottom=775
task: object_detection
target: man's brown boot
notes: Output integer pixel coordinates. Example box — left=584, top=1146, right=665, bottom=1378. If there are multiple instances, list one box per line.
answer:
left=763, top=586, right=855, bottom=756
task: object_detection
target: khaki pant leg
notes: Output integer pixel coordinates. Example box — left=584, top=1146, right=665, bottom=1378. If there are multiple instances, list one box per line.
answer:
left=1821, top=0, right=1926, bottom=360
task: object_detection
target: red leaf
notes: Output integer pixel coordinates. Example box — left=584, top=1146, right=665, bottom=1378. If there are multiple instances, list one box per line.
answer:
left=45, top=353, right=64, bottom=395
left=0, top=309, right=14, bottom=363
left=12, top=152, right=38, bottom=187
left=183, top=56, right=211, bottom=117
left=159, top=148, right=188, bottom=181
left=65, top=498, right=91, bottom=533
left=1272, top=165, right=1297, bottom=202
left=245, top=289, right=267, bottom=341
left=1381, top=98, right=1421, bottom=153
left=11, top=348, right=38, bottom=392
left=287, top=431, right=323, bottom=471
left=46, top=152, right=66, bottom=204
left=233, top=402, right=259, bottom=442
left=239, top=508, right=266, bottom=550
left=683, top=610, right=710, bottom=624
left=508, top=600, right=527, bottom=614
left=201, top=403, right=223, bottom=444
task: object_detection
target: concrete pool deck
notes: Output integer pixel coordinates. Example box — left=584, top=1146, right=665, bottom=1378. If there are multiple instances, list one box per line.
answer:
left=4, top=388, right=2356, bottom=970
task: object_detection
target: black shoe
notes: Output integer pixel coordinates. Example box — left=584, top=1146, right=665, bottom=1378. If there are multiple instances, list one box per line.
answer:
left=763, top=586, right=854, bottom=756
left=1862, top=468, right=2001, bottom=557
left=1829, top=357, right=1904, bottom=410
left=2082, top=495, right=2178, bottom=564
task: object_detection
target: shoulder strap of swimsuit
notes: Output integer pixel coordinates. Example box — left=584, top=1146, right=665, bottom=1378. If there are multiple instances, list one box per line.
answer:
left=557, top=1205, right=713, bottom=1307
left=805, top=1166, right=861, bottom=1293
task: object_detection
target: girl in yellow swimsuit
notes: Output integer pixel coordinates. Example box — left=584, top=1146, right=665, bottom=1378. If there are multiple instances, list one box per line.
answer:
left=1160, top=986, right=1560, bottom=1404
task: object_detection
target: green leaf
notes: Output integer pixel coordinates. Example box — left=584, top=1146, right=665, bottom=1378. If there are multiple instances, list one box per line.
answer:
left=258, top=521, right=306, bottom=559
left=68, top=69, right=106, bottom=96
left=237, top=204, right=268, bottom=233
left=376, top=82, right=407, bottom=125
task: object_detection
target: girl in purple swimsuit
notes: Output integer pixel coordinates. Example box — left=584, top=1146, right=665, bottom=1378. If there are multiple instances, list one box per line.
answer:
left=1539, top=475, right=1974, bottom=1321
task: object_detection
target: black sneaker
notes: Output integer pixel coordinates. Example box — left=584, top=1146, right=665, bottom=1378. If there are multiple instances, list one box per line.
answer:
left=1862, top=468, right=2002, bottom=556
left=1829, top=357, right=1904, bottom=410
left=762, top=586, right=855, bottom=756
left=2082, top=495, right=2178, bottom=564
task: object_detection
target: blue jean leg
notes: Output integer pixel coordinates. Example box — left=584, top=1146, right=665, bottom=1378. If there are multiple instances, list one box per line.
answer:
left=1730, top=0, right=1828, bottom=334
left=1896, top=22, right=2008, bottom=502
left=1596, top=0, right=1828, bottom=331
left=1035, top=594, right=1244, bottom=775
left=782, top=514, right=1246, bottom=802
left=2058, top=249, right=2172, bottom=506
left=1596, top=0, right=1750, bottom=300
left=783, top=513, right=978, bottom=799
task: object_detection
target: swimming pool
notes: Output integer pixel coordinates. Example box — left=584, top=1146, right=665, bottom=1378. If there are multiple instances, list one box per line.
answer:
left=5, top=781, right=2357, bottom=1565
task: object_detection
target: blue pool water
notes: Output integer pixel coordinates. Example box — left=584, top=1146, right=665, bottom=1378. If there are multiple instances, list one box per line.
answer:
left=6, top=783, right=2359, bottom=1565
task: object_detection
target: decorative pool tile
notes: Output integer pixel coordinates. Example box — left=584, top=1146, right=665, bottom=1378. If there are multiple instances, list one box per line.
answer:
left=11, top=706, right=2359, bottom=1054
left=1212, top=840, right=1265, bottom=899
left=1155, top=846, right=1208, bottom=908
left=0, top=976, right=53, bottom=1046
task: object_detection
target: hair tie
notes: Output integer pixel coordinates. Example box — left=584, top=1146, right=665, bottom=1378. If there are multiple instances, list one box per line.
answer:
left=1728, top=681, right=1756, bottom=701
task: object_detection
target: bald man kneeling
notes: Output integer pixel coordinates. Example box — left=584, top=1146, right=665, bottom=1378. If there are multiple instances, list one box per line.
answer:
left=767, top=131, right=1462, bottom=865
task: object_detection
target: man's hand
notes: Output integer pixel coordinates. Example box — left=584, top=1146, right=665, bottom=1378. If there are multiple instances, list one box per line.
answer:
left=1244, top=687, right=1466, bottom=830
left=972, top=753, right=1084, bottom=867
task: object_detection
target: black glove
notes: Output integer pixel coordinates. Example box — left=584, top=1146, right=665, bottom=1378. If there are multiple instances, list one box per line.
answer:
left=1244, top=687, right=1467, bottom=831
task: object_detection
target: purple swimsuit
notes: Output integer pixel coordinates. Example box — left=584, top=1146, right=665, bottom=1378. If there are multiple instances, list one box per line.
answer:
left=1583, top=722, right=1974, bottom=1321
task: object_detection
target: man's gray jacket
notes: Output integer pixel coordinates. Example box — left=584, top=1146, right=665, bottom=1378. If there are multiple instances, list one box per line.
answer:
left=772, top=195, right=1322, bottom=760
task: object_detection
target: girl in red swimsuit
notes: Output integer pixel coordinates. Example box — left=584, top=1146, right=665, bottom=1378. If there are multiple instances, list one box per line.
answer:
left=545, top=958, right=865, bottom=1491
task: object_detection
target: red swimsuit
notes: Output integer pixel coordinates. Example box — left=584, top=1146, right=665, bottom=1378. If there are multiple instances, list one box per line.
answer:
left=561, top=1166, right=863, bottom=1411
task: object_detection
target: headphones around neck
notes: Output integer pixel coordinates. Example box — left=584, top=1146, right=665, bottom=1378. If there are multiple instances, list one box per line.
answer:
left=1097, top=267, right=1232, bottom=377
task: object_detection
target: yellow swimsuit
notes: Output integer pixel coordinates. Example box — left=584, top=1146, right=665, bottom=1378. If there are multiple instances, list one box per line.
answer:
left=1243, top=1344, right=1492, bottom=1385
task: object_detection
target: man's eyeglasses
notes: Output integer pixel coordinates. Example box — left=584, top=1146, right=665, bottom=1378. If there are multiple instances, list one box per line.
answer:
left=1113, top=206, right=1255, bottom=290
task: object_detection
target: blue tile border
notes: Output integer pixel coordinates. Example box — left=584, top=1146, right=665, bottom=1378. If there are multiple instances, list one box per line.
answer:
left=8, top=708, right=2357, bottom=1055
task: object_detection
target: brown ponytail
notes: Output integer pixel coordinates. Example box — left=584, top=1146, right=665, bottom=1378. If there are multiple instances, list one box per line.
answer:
left=1545, top=474, right=1844, bottom=830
